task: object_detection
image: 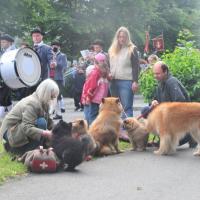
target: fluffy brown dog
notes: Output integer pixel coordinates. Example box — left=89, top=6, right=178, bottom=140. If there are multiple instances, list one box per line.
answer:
left=88, top=97, right=123, bottom=156
left=72, top=119, right=88, bottom=137
left=146, top=102, right=200, bottom=155
left=123, top=117, right=148, bottom=151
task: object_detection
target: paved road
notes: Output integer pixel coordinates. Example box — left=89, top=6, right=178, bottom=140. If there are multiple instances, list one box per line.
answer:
left=0, top=96, right=200, bottom=200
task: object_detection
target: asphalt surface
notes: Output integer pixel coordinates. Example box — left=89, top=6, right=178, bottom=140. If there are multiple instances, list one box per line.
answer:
left=0, top=95, right=200, bottom=200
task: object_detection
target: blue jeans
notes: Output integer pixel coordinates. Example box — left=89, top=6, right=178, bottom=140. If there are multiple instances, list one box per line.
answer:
left=84, top=105, right=90, bottom=126
left=110, top=79, right=134, bottom=119
left=35, top=117, right=47, bottom=130
left=89, top=103, right=99, bottom=125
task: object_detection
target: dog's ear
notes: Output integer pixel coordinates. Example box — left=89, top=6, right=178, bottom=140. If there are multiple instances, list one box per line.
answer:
left=102, top=98, right=105, bottom=103
left=115, top=98, right=120, bottom=104
left=79, top=120, right=84, bottom=126
left=123, top=119, right=128, bottom=124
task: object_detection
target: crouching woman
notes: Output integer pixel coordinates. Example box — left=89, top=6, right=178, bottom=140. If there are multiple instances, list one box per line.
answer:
left=0, top=79, right=59, bottom=155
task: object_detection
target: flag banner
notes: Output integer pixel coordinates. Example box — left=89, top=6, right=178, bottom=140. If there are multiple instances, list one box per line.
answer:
left=144, top=31, right=150, bottom=53
left=152, top=34, right=164, bottom=52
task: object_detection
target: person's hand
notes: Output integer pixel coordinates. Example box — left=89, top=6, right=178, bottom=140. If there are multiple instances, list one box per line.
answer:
left=151, top=100, right=159, bottom=107
left=42, top=130, right=52, bottom=140
left=85, top=96, right=91, bottom=105
left=132, top=82, right=139, bottom=92
left=50, top=61, right=57, bottom=68
left=107, top=73, right=113, bottom=80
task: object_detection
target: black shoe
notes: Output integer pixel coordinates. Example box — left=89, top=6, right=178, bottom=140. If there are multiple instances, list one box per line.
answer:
left=79, top=108, right=84, bottom=112
left=53, top=115, right=63, bottom=120
left=74, top=107, right=80, bottom=111
left=61, top=108, right=65, bottom=113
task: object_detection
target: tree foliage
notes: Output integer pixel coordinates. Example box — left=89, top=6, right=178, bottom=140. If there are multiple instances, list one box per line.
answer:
left=0, top=0, right=199, bottom=59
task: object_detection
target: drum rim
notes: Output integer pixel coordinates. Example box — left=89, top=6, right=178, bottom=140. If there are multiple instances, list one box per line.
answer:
left=15, top=47, right=41, bottom=87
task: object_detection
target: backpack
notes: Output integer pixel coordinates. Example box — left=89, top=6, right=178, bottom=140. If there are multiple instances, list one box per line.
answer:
left=18, top=146, right=60, bottom=173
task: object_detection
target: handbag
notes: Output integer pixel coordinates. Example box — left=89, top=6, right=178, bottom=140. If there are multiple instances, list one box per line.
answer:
left=18, top=146, right=60, bottom=173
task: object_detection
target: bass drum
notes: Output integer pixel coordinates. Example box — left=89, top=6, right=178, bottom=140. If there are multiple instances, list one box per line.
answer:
left=0, top=47, right=41, bottom=89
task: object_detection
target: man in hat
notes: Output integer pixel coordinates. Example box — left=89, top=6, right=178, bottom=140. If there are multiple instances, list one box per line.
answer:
left=0, top=34, right=16, bottom=118
left=31, top=28, right=55, bottom=81
left=0, top=34, right=16, bottom=56
left=51, top=41, right=68, bottom=120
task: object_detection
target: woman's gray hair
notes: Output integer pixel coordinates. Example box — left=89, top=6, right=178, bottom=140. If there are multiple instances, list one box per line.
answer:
left=35, top=79, right=59, bottom=104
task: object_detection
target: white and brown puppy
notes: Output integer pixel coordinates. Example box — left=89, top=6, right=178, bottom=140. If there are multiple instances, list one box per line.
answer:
left=146, top=102, right=200, bottom=156
left=123, top=117, right=148, bottom=151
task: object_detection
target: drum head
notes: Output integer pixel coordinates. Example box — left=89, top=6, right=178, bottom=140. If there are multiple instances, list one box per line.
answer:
left=15, top=47, right=41, bottom=87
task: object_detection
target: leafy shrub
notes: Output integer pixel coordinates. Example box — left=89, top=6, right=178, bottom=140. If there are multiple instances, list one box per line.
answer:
left=138, top=67, right=157, bottom=102
left=139, top=30, right=200, bottom=102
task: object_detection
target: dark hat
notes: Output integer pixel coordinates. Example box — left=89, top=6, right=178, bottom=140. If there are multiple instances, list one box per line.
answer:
left=51, top=41, right=61, bottom=46
left=0, top=34, right=14, bottom=42
left=31, top=27, right=45, bottom=36
left=93, top=39, right=104, bottom=47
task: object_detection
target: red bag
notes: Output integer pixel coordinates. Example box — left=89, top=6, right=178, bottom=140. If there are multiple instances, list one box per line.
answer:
left=18, top=146, right=60, bottom=173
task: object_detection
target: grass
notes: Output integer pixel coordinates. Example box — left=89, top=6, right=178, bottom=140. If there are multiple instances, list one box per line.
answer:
left=0, top=142, right=27, bottom=185
left=0, top=140, right=131, bottom=185
left=119, top=140, right=132, bottom=151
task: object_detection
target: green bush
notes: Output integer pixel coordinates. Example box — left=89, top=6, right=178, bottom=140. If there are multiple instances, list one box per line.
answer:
left=138, top=67, right=157, bottom=102
left=139, top=30, right=200, bottom=102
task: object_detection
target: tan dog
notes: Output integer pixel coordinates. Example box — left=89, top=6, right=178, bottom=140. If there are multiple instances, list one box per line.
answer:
left=72, top=118, right=97, bottom=158
left=123, top=117, right=148, bottom=151
left=72, top=119, right=88, bottom=137
left=146, top=102, right=200, bottom=155
left=88, top=97, right=123, bottom=156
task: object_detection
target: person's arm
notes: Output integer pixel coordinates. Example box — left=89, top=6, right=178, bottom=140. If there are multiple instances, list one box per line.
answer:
left=86, top=69, right=101, bottom=100
left=131, top=47, right=139, bottom=92
left=166, top=78, right=189, bottom=102
left=56, top=53, right=68, bottom=71
left=21, top=103, right=47, bottom=141
left=46, top=46, right=56, bottom=68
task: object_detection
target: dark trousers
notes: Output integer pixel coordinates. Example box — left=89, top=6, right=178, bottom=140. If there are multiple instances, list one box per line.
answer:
left=73, top=91, right=83, bottom=109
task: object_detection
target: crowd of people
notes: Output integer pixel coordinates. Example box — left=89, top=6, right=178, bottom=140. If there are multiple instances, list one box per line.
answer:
left=0, top=25, right=196, bottom=155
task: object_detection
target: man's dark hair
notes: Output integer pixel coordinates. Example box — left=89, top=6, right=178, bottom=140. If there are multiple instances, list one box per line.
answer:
left=93, top=39, right=104, bottom=48
left=160, top=63, right=169, bottom=74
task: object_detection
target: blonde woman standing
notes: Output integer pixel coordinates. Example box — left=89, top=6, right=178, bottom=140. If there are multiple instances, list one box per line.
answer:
left=108, top=26, right=139, bottom=119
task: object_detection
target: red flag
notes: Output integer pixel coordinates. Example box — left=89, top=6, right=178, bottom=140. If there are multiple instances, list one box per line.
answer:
left=144, top=31, right=150, bottom=53
left=152, top=34, right=164, bottom=52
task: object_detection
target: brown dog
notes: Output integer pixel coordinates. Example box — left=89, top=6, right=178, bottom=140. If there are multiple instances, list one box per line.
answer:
left=146, top=102, right=200, bottom=155
left=88, top=97, right=123, bottom=156
left=123, top=117, right=148, bottom=151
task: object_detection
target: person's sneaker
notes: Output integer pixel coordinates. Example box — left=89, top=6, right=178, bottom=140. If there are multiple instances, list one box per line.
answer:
left=53, top=114, right=63, bottom=120
left=61, top=108, right=65, bottom=113
left=119, top=131, right=130, bottom=142
left=79, top=108, right=84, bottom=112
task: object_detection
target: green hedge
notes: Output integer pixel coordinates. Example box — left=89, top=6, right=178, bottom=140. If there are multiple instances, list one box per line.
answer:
left=139, top=30, right=200, bottom=102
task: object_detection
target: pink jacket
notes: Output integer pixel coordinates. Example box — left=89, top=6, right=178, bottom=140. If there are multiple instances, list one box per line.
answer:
left=91, top=77, right=109, bottom=104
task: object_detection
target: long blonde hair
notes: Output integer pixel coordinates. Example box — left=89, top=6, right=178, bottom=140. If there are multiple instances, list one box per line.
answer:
left=108, top=26, right=136, bottom=58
